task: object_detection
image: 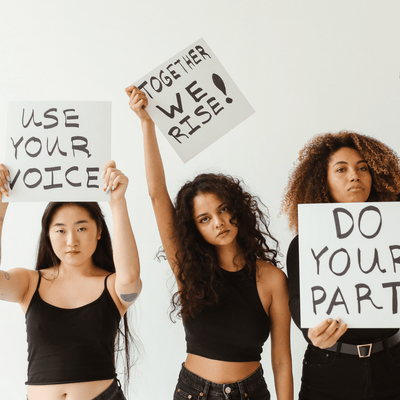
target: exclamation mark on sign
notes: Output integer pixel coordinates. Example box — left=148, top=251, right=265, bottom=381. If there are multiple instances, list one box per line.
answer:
left=212, top=74, right=233, bottom=104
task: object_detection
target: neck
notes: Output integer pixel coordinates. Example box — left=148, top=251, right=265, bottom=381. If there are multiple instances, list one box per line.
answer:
left=216, top=240, right=245, bottom=272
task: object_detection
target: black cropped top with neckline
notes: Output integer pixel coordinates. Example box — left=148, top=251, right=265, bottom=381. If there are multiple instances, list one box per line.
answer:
left=183, top=265, right=271, bottom=362
left=25, top=271, right=121, bottom=385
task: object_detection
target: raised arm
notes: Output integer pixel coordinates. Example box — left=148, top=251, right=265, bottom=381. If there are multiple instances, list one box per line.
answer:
left=0, top=163, right=33, bottom=305
left=103, top=160, right=141, bottom=312
left=125, top=86, right=179, bottom=277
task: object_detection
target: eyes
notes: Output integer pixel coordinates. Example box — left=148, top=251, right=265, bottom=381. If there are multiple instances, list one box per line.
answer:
left=54, top=227, right=87, bottom=234
left=199, top=206, right=229, bottom=224
left=335, top=165, right=369, bottom=174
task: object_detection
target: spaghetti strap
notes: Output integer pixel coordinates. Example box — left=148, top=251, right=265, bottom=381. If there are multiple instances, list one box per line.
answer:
left=104, top=273, right=114, bottom=288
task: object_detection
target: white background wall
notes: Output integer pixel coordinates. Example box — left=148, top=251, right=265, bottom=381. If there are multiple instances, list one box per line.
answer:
left=1, top=1, right=400, bottom=399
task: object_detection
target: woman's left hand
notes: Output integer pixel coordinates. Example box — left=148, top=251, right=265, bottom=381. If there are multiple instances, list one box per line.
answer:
left=103, top=160, right=128, bottom=202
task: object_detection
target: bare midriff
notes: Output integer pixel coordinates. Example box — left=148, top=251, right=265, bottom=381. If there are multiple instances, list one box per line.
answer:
left=185, top=354, right=260, bottom=384
left=27, top=379, right=114, bottom=400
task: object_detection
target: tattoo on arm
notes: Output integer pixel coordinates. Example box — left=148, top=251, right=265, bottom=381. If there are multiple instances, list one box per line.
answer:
left=120, top=293, right=138, bottom=303
left=1, top=270, right=10, bottom=280
left=119, top=279, right=142, bottom=303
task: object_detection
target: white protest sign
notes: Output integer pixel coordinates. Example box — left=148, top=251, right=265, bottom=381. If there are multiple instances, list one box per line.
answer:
left=133, top=38, right=254, bottom=163
left=298, top=202, right=400, bottom=328
left=4, top=101, right=111, bottom=202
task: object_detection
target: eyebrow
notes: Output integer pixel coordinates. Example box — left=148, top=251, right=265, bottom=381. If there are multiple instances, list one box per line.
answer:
left=332, top=159, right=367, bottom=167
left=195, top=202, right=226, bottom=220
left=52, top=220, right=90, bottom=227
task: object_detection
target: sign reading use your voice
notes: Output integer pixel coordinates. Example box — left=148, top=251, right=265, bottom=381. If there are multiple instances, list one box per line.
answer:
left=298, top=202, right=400, bottom=328
left=133, top=38, right=254, bottom=163
left=4, top=102, right=111, bottom=202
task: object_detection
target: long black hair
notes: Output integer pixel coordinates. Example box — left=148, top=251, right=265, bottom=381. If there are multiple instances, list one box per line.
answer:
left=36, top=202, right=134, bottom=385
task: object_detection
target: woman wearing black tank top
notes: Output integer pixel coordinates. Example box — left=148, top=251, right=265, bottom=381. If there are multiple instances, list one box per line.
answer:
left=281, top=131, right=400, bottom=399
left=0, top=160, right=141, bottom=400
left=126, top=86, right=293, bottom=400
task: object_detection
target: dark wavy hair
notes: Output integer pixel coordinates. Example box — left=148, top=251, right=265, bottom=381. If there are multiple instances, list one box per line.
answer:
left=35, top=202, right=135, bottom=385
left=282, top=131, right=400, bottom=232
left=170, top=173, right=279, bottom=320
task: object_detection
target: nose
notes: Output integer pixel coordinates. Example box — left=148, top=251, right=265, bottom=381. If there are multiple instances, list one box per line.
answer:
left=67, top=232, right=79, bottom=247
left=215, top=215, right=224, bottom=229
left=350, top=168, right=360, bottom=182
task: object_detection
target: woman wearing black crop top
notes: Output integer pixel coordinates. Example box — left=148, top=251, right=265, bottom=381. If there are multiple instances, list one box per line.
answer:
left=281, top=131, right=400, bottom=399
left=0, top=160, right=141, bottom=400
left=126, top=86, right=293, bottom=400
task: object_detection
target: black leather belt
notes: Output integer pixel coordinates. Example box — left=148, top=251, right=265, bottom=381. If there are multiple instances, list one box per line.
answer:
left=325, top=330, right=400, bottom=358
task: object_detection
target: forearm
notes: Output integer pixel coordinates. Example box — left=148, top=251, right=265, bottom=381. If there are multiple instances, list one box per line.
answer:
left=0, top=203, right=9, bottom=265
left=142, top=119, right=169, bottom=201
left=109, top=198, right=140, bottom=283
left=272, top=359, right=293, bottom=400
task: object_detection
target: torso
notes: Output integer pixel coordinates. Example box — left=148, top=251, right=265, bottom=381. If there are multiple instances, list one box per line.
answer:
left=21, top=267, right=124, bottom=400
left=184, top=260, right=276, bottom=383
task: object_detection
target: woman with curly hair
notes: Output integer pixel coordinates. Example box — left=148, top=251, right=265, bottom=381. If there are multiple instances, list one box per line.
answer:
left=126, top=86, right=293, bottom=400
left=282, top=131, right=400, bottom=399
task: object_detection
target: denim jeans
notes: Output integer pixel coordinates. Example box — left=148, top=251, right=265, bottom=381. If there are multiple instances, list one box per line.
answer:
left=173, top=363, right=270, bottom=400
left=299, top=342, right=400, bottom=400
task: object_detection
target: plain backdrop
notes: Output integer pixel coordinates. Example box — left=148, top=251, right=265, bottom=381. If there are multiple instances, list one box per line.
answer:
left=1, top=1, right=400, bottom=399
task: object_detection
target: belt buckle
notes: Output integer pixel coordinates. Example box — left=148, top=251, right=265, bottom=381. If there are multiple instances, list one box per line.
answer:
left=357, top=343, right=372, bottom=358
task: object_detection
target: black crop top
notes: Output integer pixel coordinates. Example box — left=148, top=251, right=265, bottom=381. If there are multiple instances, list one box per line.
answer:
left=183, top=266, right=271, bottom=362
left=25, top=271, right=121, bottom=385
left=287, top=236, right=399, bottom=344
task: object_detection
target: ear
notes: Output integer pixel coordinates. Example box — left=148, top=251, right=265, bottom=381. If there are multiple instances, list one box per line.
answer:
left=97, top=226, right=102, bottom=240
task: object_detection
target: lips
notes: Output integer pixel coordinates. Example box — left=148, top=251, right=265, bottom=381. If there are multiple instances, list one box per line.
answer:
left=348, top=186, right=364, bottom=192
left=217, top=230, right=229, bottom=238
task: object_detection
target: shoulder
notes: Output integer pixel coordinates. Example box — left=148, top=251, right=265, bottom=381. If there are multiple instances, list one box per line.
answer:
left=256, top=260, right=288, bottom=293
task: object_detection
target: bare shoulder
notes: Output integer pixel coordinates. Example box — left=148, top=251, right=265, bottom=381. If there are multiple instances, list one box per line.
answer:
left=256, top=260, right=288, bottom=291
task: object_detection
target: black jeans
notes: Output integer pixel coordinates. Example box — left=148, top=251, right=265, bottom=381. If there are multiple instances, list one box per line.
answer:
left=299, top=342, right=400, bottom=400
left=174, top=363, right=270, bottom=400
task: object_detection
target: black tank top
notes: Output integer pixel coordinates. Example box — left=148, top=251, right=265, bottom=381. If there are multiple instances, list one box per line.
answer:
left=183, top=266, right=271, bottom=362
left=25, top=271, right=121, bottom=385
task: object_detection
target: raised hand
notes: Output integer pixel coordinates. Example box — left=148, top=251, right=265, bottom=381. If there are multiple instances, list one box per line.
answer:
left=125, top=85, right=152, bottom=123
left=102, top=160, right=128, bottom=203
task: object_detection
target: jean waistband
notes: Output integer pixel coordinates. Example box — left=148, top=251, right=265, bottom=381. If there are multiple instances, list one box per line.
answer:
left=179, top=363, right=264, bottom=396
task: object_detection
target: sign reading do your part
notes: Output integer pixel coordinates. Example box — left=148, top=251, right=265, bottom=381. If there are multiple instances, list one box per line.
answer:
left=298, top=202, right=400, bottom=328
left=133, top=38, right=254, bottom=163
left=4, top=101, right=111, bottom=202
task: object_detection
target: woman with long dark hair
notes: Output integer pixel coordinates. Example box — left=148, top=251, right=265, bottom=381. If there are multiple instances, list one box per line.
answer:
left=126, top=86, right=293, bottom=400
left=0, top=160, right=141, bottom=400
left=282, top=131, right=400, bottom=399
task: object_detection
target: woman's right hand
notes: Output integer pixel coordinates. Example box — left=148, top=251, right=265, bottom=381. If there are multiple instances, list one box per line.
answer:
left=125, top=85, right=153, bottom=123
left=0, top=163, right=10, bottom=201
left=308, top=318, right=348, bottom=349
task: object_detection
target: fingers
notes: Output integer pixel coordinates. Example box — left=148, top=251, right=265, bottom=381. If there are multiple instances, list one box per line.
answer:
left=102, top=161, right=128, bottom=194
left=308, top=318, right=348, bottom=349
left=0, top=164, right=10, bottom=198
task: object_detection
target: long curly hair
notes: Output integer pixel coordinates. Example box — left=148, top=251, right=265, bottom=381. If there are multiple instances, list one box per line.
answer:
left=170, top=173, right=279, bottom=320
left=35, top=202, right=135, bottom=386
left=281, top=131, right=400, bottom=233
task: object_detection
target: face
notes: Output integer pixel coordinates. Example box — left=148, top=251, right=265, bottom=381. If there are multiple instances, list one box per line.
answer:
left=48, top=205, right=101, bottom=269
left=192, top=192, right=238, bottom=247
left=327, top=147, right=372, bottom=203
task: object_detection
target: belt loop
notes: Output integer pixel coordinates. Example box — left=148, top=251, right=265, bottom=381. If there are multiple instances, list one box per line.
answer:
left=335, top=341, right=342, bottom=356
left=200, top=381, right=210, bottom=399
left=238, top=380, right=247, bottom=400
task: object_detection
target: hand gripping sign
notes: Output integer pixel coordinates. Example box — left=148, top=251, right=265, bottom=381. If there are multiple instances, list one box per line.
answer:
left=298, top=202, right=400, bottom=328
left=4, top=101, right=111, bottom=202
left=133, top=38, right=254, bottom=163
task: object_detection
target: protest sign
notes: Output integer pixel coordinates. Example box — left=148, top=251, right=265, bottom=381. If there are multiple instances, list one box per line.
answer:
left=4, top=101, right=111, bottom=202
left=298, top=202, right=400, bottom=328
left=133, top=38, right=254, bottom=163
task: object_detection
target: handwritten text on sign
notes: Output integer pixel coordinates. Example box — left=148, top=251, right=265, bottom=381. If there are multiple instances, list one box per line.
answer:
left=298, top=202, right=400, bottom=328
left=4, top=101, right=111, bottom=202
left=133, top=38, right=254, bottom=163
